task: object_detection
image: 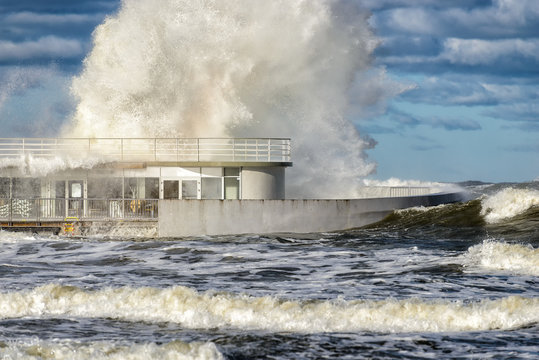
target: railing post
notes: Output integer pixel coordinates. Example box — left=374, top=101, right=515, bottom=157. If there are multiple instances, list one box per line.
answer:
left=197, top=138, right=200, bottom=162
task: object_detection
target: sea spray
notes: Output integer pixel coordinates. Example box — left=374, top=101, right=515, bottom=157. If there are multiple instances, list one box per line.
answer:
left=1, top=284, right=537, bottom=333
left=0, top=154, right=105, bottom=177
left=64, top=0, right=403, bottom=198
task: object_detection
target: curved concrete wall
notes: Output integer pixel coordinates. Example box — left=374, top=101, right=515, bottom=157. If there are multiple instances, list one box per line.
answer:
left=158, top=192, right=464, bottom=237
left=241, top=167, right=285, bottom=200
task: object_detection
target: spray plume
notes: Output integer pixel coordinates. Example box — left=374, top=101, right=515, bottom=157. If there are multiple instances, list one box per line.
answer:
left=64, top=0, right=388, bottom=198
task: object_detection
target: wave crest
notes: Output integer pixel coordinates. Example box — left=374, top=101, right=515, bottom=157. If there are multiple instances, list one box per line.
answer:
left=480, top=188, right=539, bottom=224
left=460, top=240, right=539, bottom=276
left=1, top=284, right=537, bottom=333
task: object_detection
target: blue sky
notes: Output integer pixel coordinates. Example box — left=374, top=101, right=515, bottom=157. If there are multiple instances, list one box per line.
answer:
left=0, top=0, right=537, bottom=183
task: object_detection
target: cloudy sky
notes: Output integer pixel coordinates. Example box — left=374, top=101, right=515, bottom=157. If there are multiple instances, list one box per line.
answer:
left=0, top=0, right=537, bottom=183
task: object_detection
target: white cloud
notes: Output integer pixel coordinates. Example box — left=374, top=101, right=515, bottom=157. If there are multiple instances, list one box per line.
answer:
left=440, top=38, right=539, bottom=65
left=371, top=0, right=539, bottom=38
left=0, top=36, right=83, bottom=61
left=4, top=11, right=104, bottom=25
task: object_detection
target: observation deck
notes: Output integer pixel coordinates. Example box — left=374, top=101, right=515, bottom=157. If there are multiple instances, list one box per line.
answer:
left=0, top=137, right=292, bottom=166
left=0, top=137, right=293, bottom=234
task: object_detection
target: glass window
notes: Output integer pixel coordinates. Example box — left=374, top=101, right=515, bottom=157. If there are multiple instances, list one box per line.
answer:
left=164, top=180, right=179, bottom=199
left=145, top=178, right=159, bottom=199
left=12, top=178, right=40, bottom=198
left=124, top=178, right=138, bottom=199
left=0, top=178, right=10, bottom=198
left=88, top=178, right=122, bottom=198
left=71, top=182, right=82, bottom=198
left=201, top=178, right=222, bottom=199
left=224, top=177, right=239, bottom=199
left=224, top=168, right=240, bottom=199
left=55, top=181, right=66, bottom=198
left=181, top=180, right=198, bottom=199
left=224, top=167, right=240, bottom=177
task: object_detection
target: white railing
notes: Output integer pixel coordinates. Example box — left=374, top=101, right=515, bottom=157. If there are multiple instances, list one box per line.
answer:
left=0, top=138, right=292, bottom=163
left=355, top=186, right=433, bottom=198
left=389, top=187, right=433, bottom=197
left=0, top=198, right=158, bottom=221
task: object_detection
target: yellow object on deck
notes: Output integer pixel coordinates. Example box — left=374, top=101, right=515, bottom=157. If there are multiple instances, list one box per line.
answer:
left=63, top=217, right=79, bottom=235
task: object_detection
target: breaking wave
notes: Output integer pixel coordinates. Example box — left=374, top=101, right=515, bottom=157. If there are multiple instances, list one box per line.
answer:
left=0, top=339, right=223, bottom=360
left=371, top=185, right=538, bottom=230
left=1, top=284, right=537, bottom=333
left=460, top=240, right=539, bottom=276
left=480, top=187, right=539, bottom=224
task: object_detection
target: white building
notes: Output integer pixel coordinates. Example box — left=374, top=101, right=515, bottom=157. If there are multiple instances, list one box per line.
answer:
left=0, top=137, right=291, bottom=234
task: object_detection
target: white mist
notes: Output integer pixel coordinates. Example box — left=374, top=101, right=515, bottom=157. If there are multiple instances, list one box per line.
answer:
left=64, top=0, right=395, bottom=198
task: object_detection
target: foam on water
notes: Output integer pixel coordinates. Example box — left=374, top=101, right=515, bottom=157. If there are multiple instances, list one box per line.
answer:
left=62, top=0, right=406, bottom=198
left=0, top=339, right=223, bottom=360
left=460, top=240, right=539, bottom=276
left=0, top=230, right=40, bottom=243
left=480, top=187, right=539, bottom=224
left=1, top=284, right=537, bottom=333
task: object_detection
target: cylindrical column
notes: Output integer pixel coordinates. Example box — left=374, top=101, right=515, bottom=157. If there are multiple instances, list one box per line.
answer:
left=241, top=167, right=285, bottom=199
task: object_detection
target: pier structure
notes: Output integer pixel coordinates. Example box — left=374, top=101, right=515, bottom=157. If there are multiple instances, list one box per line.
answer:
left=0, top=137, right=463, bottom=236
left=0, top=137, right=291, bottom=234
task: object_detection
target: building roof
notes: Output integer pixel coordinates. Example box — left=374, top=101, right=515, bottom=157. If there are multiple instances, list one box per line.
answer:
left=0, top=138, right=292, bottom=167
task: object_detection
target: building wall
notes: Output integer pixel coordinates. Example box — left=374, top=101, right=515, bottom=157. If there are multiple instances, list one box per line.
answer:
left=158, top=192, right=463, bottom=237
left=241, top=167, right=285, bottom=200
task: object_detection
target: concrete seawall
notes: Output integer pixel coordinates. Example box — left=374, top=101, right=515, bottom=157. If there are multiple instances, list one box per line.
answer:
left=158, top=192, right=464, bottom=236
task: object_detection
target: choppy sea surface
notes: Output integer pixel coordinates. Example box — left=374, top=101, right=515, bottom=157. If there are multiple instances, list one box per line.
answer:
left=0, top=182, right=537, bottom=359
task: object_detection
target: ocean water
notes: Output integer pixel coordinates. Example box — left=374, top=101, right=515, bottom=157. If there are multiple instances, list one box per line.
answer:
left=0, top=182, right=537, bottom=359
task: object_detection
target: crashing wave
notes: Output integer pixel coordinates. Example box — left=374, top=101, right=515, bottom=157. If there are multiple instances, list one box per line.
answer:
left=1, top=284, right=537, bottom=333
left=460, top=240, right=539, bottom=276
left=480, top=188, right=539, bottom=224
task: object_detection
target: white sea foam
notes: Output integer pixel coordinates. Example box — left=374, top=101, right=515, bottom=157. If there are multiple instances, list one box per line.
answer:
left=0, top=339, right=223, bottom=360
left=62, top=0, right=410, bottom=198
left=1, top=284, right=537, bottom=333
left=460, top=240, right=539, bottom=276
left=480, top=187, right=539, bottom=224
left=0, top=230, right=38, bottom=243
left=395, top=202, right=450, bottom=214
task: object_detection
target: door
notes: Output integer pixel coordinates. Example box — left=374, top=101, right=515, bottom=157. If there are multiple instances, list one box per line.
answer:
left=68, top=180, right=84, bottom=217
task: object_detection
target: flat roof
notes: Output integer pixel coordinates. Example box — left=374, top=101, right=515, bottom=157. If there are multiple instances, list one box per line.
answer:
left=0, top=137, right=292, bottom=166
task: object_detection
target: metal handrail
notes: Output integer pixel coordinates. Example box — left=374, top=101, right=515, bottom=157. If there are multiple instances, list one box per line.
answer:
left=0, top=198, right=158, bottom=221
left=0, top=137, right=292, bottom=163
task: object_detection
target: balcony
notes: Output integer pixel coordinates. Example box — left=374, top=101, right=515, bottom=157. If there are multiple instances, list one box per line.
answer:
left=0, top=138, right=292, bottom=164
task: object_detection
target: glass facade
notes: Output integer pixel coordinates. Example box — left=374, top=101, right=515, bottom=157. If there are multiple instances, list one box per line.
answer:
left=0, top=168, right=242, bottom=201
